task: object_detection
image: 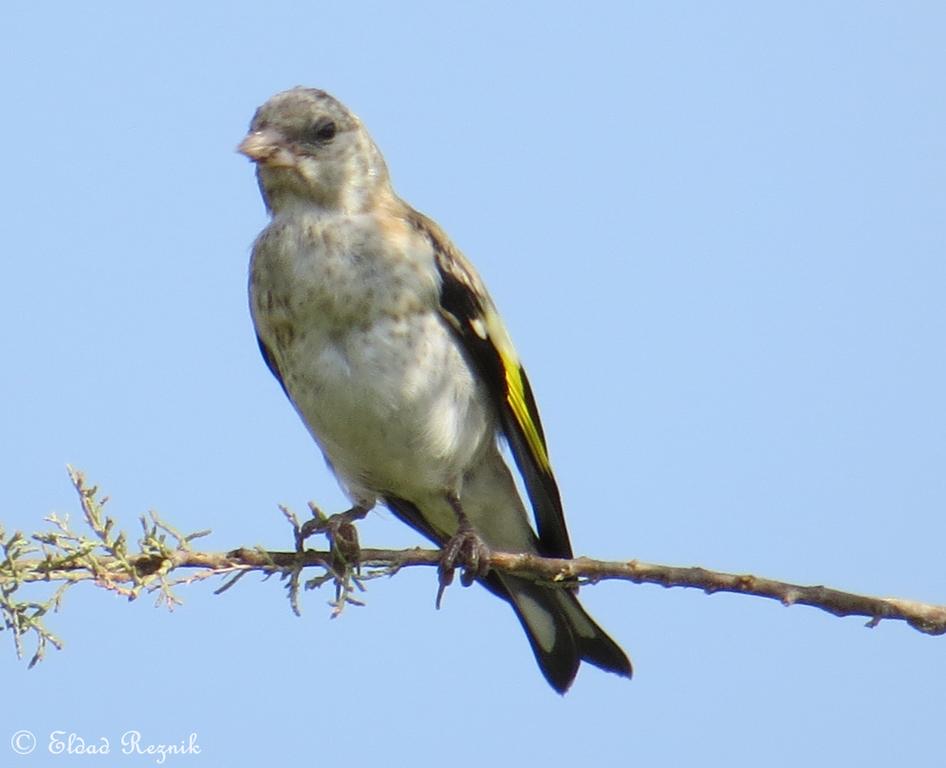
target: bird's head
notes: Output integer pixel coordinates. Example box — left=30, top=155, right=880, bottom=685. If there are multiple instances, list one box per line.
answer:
left=238, top=87, right=390, bottom=215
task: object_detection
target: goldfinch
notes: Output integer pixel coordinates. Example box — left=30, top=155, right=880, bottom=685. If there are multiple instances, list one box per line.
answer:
left=239, top=87, right=631, bottom=692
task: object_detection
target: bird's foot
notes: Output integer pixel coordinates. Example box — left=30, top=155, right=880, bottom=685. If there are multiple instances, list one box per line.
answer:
left=436, top=519, right=491, bottom=609
left=296, top=504, right=368, bottom=569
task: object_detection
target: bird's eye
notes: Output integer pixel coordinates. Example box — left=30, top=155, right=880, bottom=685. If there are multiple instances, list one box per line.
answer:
left=309, top=119, right=337, bottom=143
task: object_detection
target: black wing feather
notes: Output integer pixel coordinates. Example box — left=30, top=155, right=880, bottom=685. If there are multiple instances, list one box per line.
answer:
left=257, top=334, right=289, bottom=397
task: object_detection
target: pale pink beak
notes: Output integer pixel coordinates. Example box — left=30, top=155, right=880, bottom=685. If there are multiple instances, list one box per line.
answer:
left=237, top=130, right=296, bottom=168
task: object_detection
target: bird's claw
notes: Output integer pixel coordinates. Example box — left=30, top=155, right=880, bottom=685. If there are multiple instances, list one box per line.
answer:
left=436, top=523, right=491, bottom=608
left=295, top=515, right=322, bottom=551
left=296, top=505, right=367, bottom=569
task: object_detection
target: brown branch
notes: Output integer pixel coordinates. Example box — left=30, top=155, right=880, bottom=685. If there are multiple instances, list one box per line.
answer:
left=13, top=545, right=946, bottom=636
left=4, top=468, right=942, bottom=669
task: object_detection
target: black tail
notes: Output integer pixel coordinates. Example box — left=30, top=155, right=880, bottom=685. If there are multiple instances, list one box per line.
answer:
left=387, top=496, right=632, bottom=693
left=484, top=571, right=632, bottom=694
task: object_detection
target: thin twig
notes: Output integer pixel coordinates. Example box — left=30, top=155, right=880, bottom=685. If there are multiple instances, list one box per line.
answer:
left=5, top=545, right=945, bottom=635
left=3, top=469, right=943, bottom=670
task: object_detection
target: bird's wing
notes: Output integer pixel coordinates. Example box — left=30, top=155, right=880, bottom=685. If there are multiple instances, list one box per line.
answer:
left=408, top=208, right=574, bottom=559
left=256, top=334, right=290, bottom=397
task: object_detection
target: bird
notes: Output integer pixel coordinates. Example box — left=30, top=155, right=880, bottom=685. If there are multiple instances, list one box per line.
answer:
left=238, top=87, right=631, bottom=693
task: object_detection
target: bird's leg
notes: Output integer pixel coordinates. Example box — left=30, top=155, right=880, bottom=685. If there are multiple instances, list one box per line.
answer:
left=437, top=493, right=491, bottom=608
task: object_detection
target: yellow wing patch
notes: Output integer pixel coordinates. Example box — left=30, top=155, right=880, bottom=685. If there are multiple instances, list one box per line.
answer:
left=486, top=311, right=552, bottom=474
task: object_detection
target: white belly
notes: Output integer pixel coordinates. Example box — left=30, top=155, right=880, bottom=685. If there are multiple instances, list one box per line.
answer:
left=281, top=310, right=493, bottom=503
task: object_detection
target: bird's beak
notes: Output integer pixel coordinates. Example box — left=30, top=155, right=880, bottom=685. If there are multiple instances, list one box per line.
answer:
left=237, top=129, right=296, bottom=168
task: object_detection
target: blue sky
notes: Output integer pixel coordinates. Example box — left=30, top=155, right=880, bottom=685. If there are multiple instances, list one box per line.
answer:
left=3, top=2, right=944, bottom=765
